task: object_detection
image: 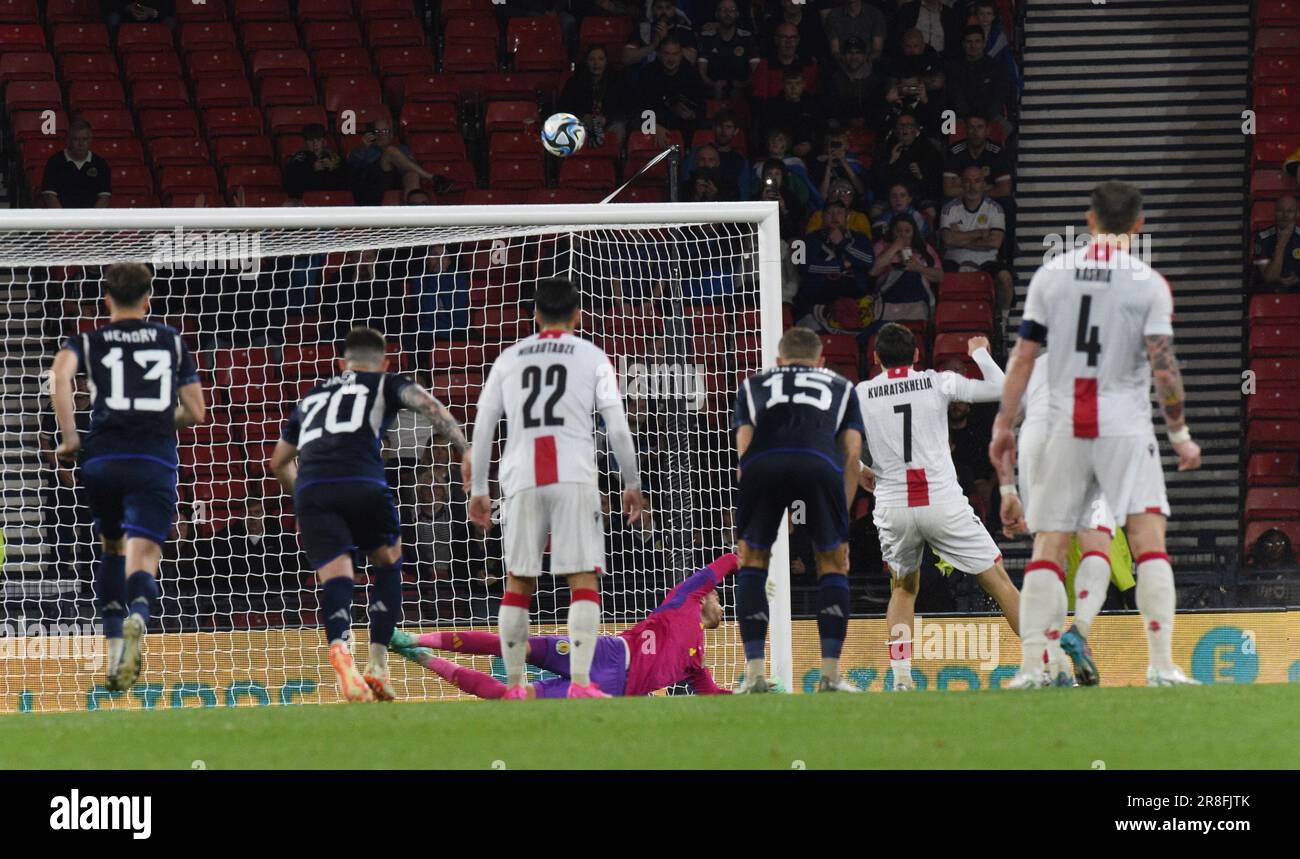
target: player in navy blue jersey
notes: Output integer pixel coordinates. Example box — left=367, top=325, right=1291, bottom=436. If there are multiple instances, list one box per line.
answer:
left=48, top=263, right=207, bottom=692
left=732, top=327, right=865, bottom=693
left=269, top=327, right=468, bottom=702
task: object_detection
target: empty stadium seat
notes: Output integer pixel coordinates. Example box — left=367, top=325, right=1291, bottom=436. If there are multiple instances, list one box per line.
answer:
left=4, top=79, right=60, bottom=112
left=204, top=106, right=264, bottom=137
left=267, top=104, right=327, bottom=136
left=257, top=74, right=317, bottom=107
left=403, top=72, right=462, bottom=104
left=0, top=51, right=54, bottom=86
left=69, top=78, right=126, bottom=111
left=296, top=0, right=352, bottom=23
left=938, top=271, right=994, bottom=303
left=1258, top=0, right=1300, bottom=27
left=360, top=0, right=417, bottom=20
left=558, top=158, right=615, bottom=190
left=0, top=24, right=44, bottom=52
left=179, top=22, right=238, bottom=53
left=59, top=51, right=118, bottom=82
left=425, top=159, right=476, bottom=193
left=1248, top=418, right=1300, bottom=453
left=239, top=21, right=300, bottom=52
left=406, top=131, right=466, bottom=162
left=304, top=20, right=363, bottom=51
left=123, top=50, right=183, bottom=83
left=1246, top=487, right=1300, bottom=521
left=78, top=107, right=136, bottom=137
left=149, top=136, right=211, bottom=168
left=366, top=18, right=425, bottom=48
left=1247, top=383, right=1300, bottom=421
left=400, top=101, right=459, bottom=133
left=233, top=0, right=291, bottom=23
left=1256, top=54, right=1300, bottom=83
left=132, top=78, right=191, bottom=111
left=160, top=165, right=220, bottom=198
left=1250, top=357, right=1300, bottom=384
left=934, top=301, right=992, bottom=333
left=511, top=40, right=567, bottom=73
left=94, top=137, right=145, bottom=167
left=525, top=187, right=600, bottom=204
left=1252, top=136, right=1294, bottom=169
left=1250, top=168, right=1297, bottom=200
left=1249, top=322, right=1300, bottom=358
left=46, top=0, right=99, bottom=25
left=52, top=22, right=109, bottom=53
left=376, top=45, right=436, bottom=80
left=489, top=158, right=545, bottom=189
left=1248, top=452, right=1300, bottom=486
left=212, top=135, right=273, bottom=168
left=1249, top=293, right=1300, bottom=323
left=186, top=48, right=244, bottom=80
left=484, top=100, right=537, bottom=132
left=301, top=189, right=355, bottom=205
left=445, top=14, right=499, bottom=46
left=116, top=23, right=172, bottom=54
left=195, top=76, right=255, bottom=109
left=818, top=334, right=861, bottom=382
left=323, top=75, right=383, bottom=114
left=251, top=48, right=311, bottom=80
left=460, top=188, right=525, bottom=205
left=224, top=163, right=282, bottom=193
left=441, top=41, right=497, bottom=74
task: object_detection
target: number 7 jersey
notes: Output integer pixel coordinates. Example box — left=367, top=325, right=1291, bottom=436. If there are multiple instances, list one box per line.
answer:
left=1020, top=242, right=1173, bottom=439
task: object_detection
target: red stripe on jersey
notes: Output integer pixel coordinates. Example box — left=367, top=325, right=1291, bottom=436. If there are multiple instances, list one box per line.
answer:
left=1135, top=552, right=1170, bottom=566
left=534, top=435, right=558, bottom=486
left=1144, top=506, right=1165, bottom=515
left=1072, top=378, right=1099, bottom=438
left=537, top=329, right=565, bottom=339
left=1025, top=560, right=1065, bottom=583
left=886, top=366, right=909, bottom=379
left=905, top=468, right=930, bottom=507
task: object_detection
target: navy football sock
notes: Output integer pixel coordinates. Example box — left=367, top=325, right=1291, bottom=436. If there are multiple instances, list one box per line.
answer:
left=95, top=554, right=127, bottom=639
left=736, top=567, right=770, bottom=662
left=322, top=577, right=355, bottom=647
left=367, top=560, right=403, bottom=649
left=816, top=573, right=851, bottom=659
left=124, top=571, right=159, bottom=626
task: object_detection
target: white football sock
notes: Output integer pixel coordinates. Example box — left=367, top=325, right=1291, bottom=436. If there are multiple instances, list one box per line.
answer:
left=107, top=637, right=124, bottom=675
left=367, top=642, right=388, bottom=674
left=567, top=595, right=600, bottom=687
left=746, top=657, right=766, bottom=685
left=821, top=657, right=841, bottom=684
left=1020, top=564, right=1066, bottom=673
left=1136, top=554, right=1176, bottom=673
left=1073, top=552, right=1111, bottom=637
left=497, top=601, right=530, bottom=688
left=888, top=639, right=912, bottom=686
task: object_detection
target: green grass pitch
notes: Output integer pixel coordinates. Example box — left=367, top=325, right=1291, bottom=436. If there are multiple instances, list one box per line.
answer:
left=2, top=684, right=1296, bottom=770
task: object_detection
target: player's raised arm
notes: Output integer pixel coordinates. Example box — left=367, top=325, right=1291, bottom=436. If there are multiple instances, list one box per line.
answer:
left=397, top=381, right=467, bottom=455
left=991, top=279, right=1046, bottom=471
left=938, top=336, right=1006, bottom=404
left=467, top=362, right=505, bottom=529
left=595, top=356, right=645, bottom=525
left=49, top=347, right=81, bottom=463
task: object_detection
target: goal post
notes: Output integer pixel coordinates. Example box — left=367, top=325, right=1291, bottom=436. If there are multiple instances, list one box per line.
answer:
left=0, top=202, right=793, bottom=712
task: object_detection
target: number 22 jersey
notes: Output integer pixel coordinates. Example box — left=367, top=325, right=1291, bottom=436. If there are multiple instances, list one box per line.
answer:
left=281, top=370, right=414, bottom=490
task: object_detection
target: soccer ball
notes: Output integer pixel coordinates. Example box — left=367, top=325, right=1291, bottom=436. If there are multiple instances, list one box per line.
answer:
left=540, top=112, right=587, bottom=157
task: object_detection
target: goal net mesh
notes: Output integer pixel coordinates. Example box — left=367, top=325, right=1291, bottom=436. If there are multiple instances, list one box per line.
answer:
left=0, top=216, right=766, bottom=712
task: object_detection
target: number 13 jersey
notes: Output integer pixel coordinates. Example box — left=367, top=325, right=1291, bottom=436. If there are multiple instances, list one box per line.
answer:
left=1020, top=242, right=1173, bottom=439
left=282, top=370, right=414, bottom=491
left=474, top=330, right=624, bottom=498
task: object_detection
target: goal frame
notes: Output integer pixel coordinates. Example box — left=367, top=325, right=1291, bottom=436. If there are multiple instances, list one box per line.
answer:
left=0, top=201, right=794, bottom=693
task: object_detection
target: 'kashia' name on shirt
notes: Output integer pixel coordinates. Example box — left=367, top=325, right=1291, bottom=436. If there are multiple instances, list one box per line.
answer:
left=867, top=376, right=934, bottom=398
left=519, top=341, right=576, bottom=356
left=101, top=328, right=159, bottom=343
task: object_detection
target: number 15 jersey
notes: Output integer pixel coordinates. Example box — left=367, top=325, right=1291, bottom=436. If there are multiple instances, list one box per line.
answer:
left=1020, top=242, right=1173, bottom=439
left=282, top=370, right=414, bottom=491
left=472, top=330, right=625, bottom=498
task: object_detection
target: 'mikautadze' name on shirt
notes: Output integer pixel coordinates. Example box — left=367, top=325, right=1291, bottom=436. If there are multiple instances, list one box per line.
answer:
left=518, top=341, right=577, bottom=357
left=867, top=376, right=934, bottom=399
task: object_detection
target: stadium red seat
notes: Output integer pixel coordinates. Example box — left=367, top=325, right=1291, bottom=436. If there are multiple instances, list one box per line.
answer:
left=195, top=76, right=254, bottom=109
left=122, top=50, right=182, bottom=84
left=1256, top=108, right=1300, bottom=137
left=68, top=79, right=126, bottom=111
left=296, top=0, right=352, bottom=22
left=616, top=185, right=665, bottom=203
left=52, top=22, right=109, bottom=53
left=818, top=334, right=861, bottom=382
left=524, top=187, right=601, bottom=204
left=400, top=72, right=461, bottom=105
left=1250, top=168, right=1297, bottom=201
left=484, top=99, right=538, bottom=132
left=204, top=106, right=264, bottom=137
left=1249, top=293, right=1300, bottom=323
left=1248, top=452, right=1300, bottom=487
left=460, top=188, right=525, bottom=205
left=579, top=15, right=632, bottom=48
left=233, top=0, right=290, bottom=23
left=366, top=18, right=425, bottom=48
left=301, top=189, right=355, bottom=205
left=8, top=109, right=64, bottom=144
left=0, top=51, right=53, bottom=86
left=239, top=21, right=300, bottom=52
left=487, top=130, right=540, bottom=159
left=78, top=107, right=136, bottom=137
left=406, top=131, right=466, bottom=163
left=58, top=51, right=118, bottom=82
left=489, top=158, right=545, bottom=189
left=323, top=75, right=383, bottom=114
left=4, top=79, right=60, bottom=113
left=510, top=40, right=567, bottom=73
left=1247, top=383, right=1300, bottom=420
left=116, top=22, right=172, bottom=54
left=179, top=22, right=238, bottom=53
left=281, top=343, right=337, bottom=381
left=0, top=24, right=44, bottom=52
left=1249, top=322, right=1300, bottom=358
left=212, top=135, right=273, bottom=168
left=400, top=101, right=458, bottom=134
left=93, top=137, right=145, bottom=167
left=241, top=189, right=288, bottom=206
left=1257, top=27, right=1300, bottom=55
left=20, top=137, right=61, bottom=182
left=931, top=332, right=971, bottom=365
left=1258, top=0, right=1300, bottom=26
left=224, top=163, right=282, bottom=193
left=441, top=41, right=497, bottom=74
left=1248, top=418, right=1300, bottom=453
left=425, top=158, right=477, bottom=193
left=257, top=74, right=317, bottom=107
left=1256, top=137, right=1295, bottom=170
left=250, top=48, right=311, bottom=80
left=131, top=78, right=191, bottom=111
left=429, top=371, right=485, bottom=408
left=160, top=164, right=219, bottom=196
left=304, top=20, right=363, bottom=51
left=1254, top=83, right=1297, bottom=108
left=149, top=136, right=210, bottom=168
left=215, top=347, right=273, bottom=389
left=109, top=164, right=153, bottom=197
left=938, top=271, right=994, bottom=303
left=376, top=45, right=436, bottom=82
left=185, top=48, right=243, bottom=81
left=934, top=301, right=992, bottom=333
left=439, top=0, right=496, bottom=18
left=267, top=104, right=327, bottom=136
left=444, top=14, right=498, bottom=46
left=46, top=0, right=99, bottom=24
left=359, top=0, right=417, bottom=20
left=1250, top=357, right=1300, bottom=385
left=1246, top=487, right=1300, bottom=521
left=558, top=158, right=615, bottom=190
left=1256, top=53, right=1300, bottom=84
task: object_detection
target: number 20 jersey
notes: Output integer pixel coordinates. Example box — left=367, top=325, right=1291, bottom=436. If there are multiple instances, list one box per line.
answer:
left=475, top=331, right=624, bottom=498
left=1021, top=242, right=1173, bottom=439
left=281, top=370, right=413, bottom=490
left=64, top=319, right=199, bottom=467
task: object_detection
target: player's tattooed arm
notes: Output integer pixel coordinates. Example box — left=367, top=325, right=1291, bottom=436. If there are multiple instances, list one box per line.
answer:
left=400, top=384, right=468, bottom=454
left=1144, top=334, right=1186, bottom=430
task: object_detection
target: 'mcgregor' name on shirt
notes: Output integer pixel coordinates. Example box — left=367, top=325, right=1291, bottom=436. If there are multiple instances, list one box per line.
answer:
left=867, top=376, right=934, bottom=398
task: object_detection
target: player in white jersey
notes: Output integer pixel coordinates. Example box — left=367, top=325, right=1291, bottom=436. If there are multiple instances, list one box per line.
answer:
left=468, top=278, right=646, bottom=699
left=990, top=181, right=1202, bottom=688
left=998, top=352, right=1116, bottom=686
left=855, top=324, right=1021, bottom=691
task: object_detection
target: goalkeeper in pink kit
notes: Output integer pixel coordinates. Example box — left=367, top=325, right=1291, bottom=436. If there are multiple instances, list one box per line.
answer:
left=390, top=553, right=739, bottom=697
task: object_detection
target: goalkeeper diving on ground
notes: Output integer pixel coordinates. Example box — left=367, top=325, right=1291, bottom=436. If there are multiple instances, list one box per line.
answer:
left=390, top=553, right=740, bottom=697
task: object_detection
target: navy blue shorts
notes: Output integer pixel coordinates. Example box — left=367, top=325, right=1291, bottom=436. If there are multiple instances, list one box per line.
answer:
left=295, top=480, right=401, bottom=570
left=82, top=457, right=178, bottom=545
left=736, top=452, right=849, bottom=552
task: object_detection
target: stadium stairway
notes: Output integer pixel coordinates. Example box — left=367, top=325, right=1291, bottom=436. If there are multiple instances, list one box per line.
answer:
left=0, top=272, right=49, bottom=579
left=1009, top=0, right=1252, bottom=569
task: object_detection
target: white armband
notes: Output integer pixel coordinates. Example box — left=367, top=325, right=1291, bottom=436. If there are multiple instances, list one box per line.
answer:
left=1167, top=426, right=1191, bottom=444
left=1000, top=484, right=1019, bottom=498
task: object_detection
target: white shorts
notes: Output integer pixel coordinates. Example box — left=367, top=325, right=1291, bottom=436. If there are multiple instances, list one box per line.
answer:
left=503, top=483, right=605, bottom=578
left=1019, top=422, right=1117, bottom=534
left=1025, top=432, right=1169, bottom=534
left=873, top=500, right=1002, bottom=577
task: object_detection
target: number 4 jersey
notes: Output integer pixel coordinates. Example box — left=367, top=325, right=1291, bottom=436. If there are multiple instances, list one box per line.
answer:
left=282, top=370, right=414, bottom=490
left=1020, top=242, right=1173, bottom=439
left=64, top=320, right=199, bottom=468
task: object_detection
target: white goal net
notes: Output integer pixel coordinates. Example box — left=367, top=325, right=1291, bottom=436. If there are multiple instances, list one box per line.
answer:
left=0, top=203, right=786, bottom=713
